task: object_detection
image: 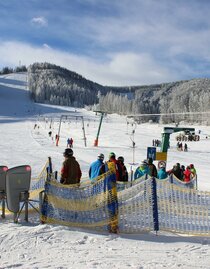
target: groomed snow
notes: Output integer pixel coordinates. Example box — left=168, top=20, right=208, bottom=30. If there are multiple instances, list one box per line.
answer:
left=0, top=73, right=210, bottom=269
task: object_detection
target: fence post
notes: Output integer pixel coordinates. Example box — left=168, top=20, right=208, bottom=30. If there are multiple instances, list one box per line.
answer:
left=170, top=173, right=173, bottom=184
left=130, top=166, right=133, bottom=186
left=39, top=186, right=49, bottom=224
left=151, top=177, right=159, bottom=234
left=106, top=173, right=119, bottom=233
left=46, top=157, right=52, bottom=181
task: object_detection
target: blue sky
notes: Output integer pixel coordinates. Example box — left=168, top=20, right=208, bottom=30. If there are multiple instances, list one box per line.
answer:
left=0, top=0, right=210, bottom=86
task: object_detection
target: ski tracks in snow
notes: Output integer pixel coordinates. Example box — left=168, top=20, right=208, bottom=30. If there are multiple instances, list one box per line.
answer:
left=29, top=121, right=54, bottom=148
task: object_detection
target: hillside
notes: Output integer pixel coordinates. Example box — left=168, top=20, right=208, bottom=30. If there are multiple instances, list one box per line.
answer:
left=28, top=63, right=210, bottom=124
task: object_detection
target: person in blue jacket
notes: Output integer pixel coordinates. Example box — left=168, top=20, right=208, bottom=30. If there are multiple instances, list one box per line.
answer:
left=157, top=164, right=168, bottom=179
left=89, top=153, right=105, bottom=180
left=134, top=160, right=149, bottom=180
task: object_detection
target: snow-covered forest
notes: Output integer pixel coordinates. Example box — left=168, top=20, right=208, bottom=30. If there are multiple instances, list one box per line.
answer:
left=28, top=62, right=210, bottom=124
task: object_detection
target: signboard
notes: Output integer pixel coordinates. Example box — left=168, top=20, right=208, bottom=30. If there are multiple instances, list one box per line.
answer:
left=158, top=160, right=166, bottom=169
left=147, top=147, right=156, bottom=161
left=156, top=152, right=167, bottom=161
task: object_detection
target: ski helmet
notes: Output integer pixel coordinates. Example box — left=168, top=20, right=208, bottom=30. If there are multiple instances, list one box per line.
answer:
left=117, top=156, right=124, bottom=163
left=63, top=148, right=73, bottom=157
left=142, top=159, right=148, bottom=165
left=98, top=153, right=104, bottom=160
left=109, top=152, right=116, bottom=158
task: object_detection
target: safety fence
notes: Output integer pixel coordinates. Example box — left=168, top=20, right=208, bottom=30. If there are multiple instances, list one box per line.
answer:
left=157, top=180, right=210, bottom=235
left=1, top=160, right=209, bottom=236
left=41, top=169, right=119, bottom=232
left=40, top=170, right=210, bottom=236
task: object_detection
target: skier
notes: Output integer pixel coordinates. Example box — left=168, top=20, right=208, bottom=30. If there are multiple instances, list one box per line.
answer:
left=183, top=166, right=192, bottom=183
left=168, top=163, right=183, bottom=180
left=177, top=141, right=180, bottom=150
left=134, top=160, right=149, bottom=180
left=157, top=164, right=168, bottom=180
left=117, top=156, right=128, bottom=182
left=184, top=143, right=188, bottom=152
left=67, top=138, right=70, bottom=148
left=60, top=148, right=82, bottom=185
left=89, top=153, right=105, bottom=180
left=180, top=165, right=185, bottom=180
left=147, top=158, right=157, bottom=178
left=189, top=164, right=197, bottom=177
left=106, top=152, right=122, bottom=181
left=106, top=152, right=119, bottom=234
left=69, top=137, right=73, bottom=148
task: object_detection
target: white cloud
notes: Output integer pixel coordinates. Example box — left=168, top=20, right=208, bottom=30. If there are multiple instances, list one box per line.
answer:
left=31, top=16, right=48, bottom=27
left=0, top=41, right=187, bottom=86
left=43, top=43, right=51, bottom=49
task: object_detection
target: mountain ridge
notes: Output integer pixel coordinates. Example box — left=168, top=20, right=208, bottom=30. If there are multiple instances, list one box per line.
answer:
left=27, top=62, right=210, bottom=124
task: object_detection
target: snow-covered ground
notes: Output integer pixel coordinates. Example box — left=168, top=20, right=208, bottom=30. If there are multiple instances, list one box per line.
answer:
left=0, top=73, right=210, bottom=268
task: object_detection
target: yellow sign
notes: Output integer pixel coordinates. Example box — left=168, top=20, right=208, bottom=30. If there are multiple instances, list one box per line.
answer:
left=156, top=152, right=167, bottom=161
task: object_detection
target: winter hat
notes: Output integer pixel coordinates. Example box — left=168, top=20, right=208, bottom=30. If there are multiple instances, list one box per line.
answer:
left=63, top=148, right=73, bottom=157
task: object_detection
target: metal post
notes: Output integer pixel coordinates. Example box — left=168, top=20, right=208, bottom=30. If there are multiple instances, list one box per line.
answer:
left=56, top=116, right=63, bottom=146
left=161, top=133, right=170, bottom=152
left=1, top=198, right=5, bottom=218
left=25, top=200, right=28, bottom=222
left=47, top=157, right=52, bottom=181
left=39, top=190, right=45, bottom=223
left=130, top=166, right=133, bottom=187
left=14, top=213, right=18, bottom=223
left=195, top=175, right=198, bottom=190
left=151, top=177, right=159, bottom=234
left=81, top=116, right=87, bottom=147
left=94, top=112, right=104, bottom=146
left=49, top=118, right=52, bottom=129
left=130, top=130, right=136, bottom=164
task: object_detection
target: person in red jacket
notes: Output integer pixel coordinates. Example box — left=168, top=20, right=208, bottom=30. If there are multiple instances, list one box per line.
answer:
left=60, top=148, right=82, bottom=184
left=183, top=166, right=192, bottom=183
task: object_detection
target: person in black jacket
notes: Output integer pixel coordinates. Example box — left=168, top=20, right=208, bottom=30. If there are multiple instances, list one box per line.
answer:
left=117, top=156, right=128, bottom=182
left=147, top=158, right=157, bottom=178
left=168, top=163, right=183, bottom=180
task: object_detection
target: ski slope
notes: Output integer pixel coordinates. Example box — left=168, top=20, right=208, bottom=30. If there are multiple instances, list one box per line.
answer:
left=0, top=73, right=210, bottom=269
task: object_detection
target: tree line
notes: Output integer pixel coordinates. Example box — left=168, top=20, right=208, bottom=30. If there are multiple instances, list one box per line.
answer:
left=28, top=62, right=210, bottom=125
left=0, top=65, right=27, bottom=75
